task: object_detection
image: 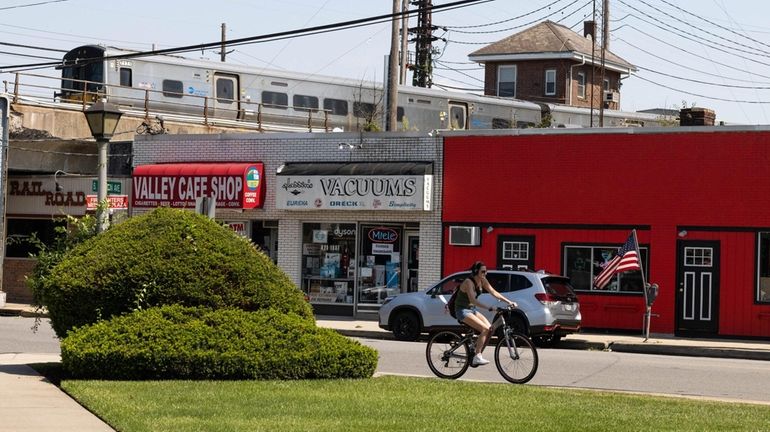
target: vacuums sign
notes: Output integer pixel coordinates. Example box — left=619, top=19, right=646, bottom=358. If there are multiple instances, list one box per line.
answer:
left=276, top=174, right=433, bottom=211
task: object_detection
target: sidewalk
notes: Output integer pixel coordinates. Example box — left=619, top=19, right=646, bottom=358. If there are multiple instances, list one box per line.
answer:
left=316, top=315, right=770, bottom=362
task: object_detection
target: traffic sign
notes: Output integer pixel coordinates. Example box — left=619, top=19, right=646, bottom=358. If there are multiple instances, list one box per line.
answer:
left=92, top=180, right=122, bottom=194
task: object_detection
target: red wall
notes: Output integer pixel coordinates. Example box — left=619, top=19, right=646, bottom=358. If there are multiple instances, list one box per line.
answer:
left=443, top=130, right=770, bottom=337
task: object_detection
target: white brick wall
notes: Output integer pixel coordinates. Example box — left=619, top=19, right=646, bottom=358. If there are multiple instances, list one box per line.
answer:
left=133, top=131, right=443, bottom=293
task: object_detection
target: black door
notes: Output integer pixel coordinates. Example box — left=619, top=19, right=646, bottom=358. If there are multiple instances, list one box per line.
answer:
left=676, top=240, right=720, bottom=337
left=496, top=235, right=535, bottom=270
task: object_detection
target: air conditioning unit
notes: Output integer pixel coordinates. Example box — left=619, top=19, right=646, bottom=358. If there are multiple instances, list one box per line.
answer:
left=449, top=226, right=481, bottom=246
left=604, top=91, right=619, bottom=103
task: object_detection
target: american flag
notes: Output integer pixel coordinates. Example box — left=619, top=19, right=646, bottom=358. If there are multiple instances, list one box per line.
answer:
left=593, top=231, right=641, bottom=290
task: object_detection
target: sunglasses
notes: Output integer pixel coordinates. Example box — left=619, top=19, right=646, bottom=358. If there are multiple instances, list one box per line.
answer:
left=480, top=270, right=487, bottom=275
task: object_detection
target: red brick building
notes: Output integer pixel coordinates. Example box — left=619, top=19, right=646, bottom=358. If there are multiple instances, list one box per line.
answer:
left=441, top=127, right=770, bottom=339
left=468, top=21, right=632, bottom=114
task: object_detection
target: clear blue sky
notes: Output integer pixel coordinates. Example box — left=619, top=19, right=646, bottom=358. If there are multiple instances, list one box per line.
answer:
left=2, top=0, right=769, bottom=124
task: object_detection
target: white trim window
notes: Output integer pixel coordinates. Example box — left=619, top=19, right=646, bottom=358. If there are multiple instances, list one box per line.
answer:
left=577, top=72, right=586, bottom=99
left=497, top=65, right=517, bottom=97
left=545, top=69, right=556, bottom=96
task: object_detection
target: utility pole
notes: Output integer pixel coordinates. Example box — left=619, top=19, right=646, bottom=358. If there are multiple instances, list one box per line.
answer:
left=220, top=23, right=227, bottom=62
left=387, top=0, right=401, bottom=131
left=589, top=0, right=596, bottom=127
left=411, top=0, right=434, bottom=88
left=599, top=0, right=608, bottom=126
left=400, top=0, right=410, bottom=85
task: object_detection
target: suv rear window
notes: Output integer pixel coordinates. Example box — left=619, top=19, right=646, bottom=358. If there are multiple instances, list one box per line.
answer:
left=542, top=277, right=578, bottom=301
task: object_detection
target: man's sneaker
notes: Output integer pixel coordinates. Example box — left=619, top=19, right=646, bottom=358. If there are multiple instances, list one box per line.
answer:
left=471, top=353, right=490, bottom=366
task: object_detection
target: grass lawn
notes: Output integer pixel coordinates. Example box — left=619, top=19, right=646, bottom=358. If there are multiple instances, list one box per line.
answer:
left=53, top=374, right=769, bottom=432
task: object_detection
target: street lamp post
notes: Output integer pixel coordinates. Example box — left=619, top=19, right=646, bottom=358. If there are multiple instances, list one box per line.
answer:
left=83, top=99, right=122, bottom=233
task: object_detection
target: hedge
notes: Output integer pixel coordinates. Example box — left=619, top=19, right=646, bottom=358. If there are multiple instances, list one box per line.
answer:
left=61, top=305, right=378, bottom=380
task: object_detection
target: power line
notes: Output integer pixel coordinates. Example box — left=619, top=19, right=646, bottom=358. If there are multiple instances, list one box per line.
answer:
left=447, top=0, right=581, bottom=34
left=0, top=41, right=67, bottom=52
left=0, top=0, right=68, bottom=11
left=633, top=74, right=770, bottom=104
left=0, top=50, right=59, bottom=60
left=443, top=0, right=564, bottom=29
left=637, top=66, right=770, bottom=89
left=0, top=0, right=491, bottom=72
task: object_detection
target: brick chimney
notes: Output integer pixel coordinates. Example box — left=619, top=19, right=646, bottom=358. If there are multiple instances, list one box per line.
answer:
left=680, top=107, right=716, bottom=126
left=584, top=20, right=596, bottom=40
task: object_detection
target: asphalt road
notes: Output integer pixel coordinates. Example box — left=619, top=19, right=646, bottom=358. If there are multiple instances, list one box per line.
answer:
left=360, top=337, right=770, bottom=405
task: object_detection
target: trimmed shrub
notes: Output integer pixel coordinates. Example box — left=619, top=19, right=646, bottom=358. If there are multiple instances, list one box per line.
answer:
left=61, top=306, right=378, bottom=380
left=38, top=208, right=312, bottom=338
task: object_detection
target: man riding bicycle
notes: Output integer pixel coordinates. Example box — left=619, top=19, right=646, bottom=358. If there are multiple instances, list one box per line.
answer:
left=455, top=261, right=517, bottom=366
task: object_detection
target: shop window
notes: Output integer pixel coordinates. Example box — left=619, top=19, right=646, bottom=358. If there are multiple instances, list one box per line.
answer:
left=4, top=218, right=64, bottom=258
left=758, top=232, right=770, bottom=303
left=302, top=223, right=356, bottom=304
left=359, top=225, right=402, bottom=305
left=563, top=244, right=648, bottom=293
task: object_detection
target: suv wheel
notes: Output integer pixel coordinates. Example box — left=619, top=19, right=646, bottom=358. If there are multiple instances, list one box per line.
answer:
left=533, top=334, right=562, bottom=348
left=391, top=311, right=420, bottom=341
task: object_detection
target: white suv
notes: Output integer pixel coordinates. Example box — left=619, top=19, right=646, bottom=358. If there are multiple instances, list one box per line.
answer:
left=378, top=269, right=581, bottom=346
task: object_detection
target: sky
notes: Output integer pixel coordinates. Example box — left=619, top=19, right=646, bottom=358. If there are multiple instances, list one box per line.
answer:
left=2, top=0, right=770, bottom=125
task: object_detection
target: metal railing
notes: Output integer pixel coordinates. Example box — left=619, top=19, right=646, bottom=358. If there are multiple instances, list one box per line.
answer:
left=4, top=72, right=333, bottom=133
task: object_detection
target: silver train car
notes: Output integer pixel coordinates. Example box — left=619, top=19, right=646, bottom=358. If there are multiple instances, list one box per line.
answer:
left=59, top=45, right=661, bottom=131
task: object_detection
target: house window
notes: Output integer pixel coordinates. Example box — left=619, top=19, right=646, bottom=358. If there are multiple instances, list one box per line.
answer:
left=502, top=241, right=529, bottom=261
left=563, top=244, right=648, bottom=293
left=497, top=65, right=516, bottom=97
left=545, top=69, right=556, bottom=96
left=758, top=232, right=770, bottom=303
left=603, top=78, right=610, bottom=91
left=577, top=72, right=585, bottom=99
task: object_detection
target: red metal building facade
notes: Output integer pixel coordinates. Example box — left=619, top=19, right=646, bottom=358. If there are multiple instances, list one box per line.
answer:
left=442, top=128, right=770, bottom=338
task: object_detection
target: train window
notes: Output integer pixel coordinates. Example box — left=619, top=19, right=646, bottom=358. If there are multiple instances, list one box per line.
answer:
left=119, top=68, right=132, bottom=87
left=262, top=91, right=288, bottom=109
left=497, top=65, right=516, bottom=97
left=397, top=107, right=404, bottom=122
left=353, top=102, right=376, bottom=118
left=216, top=79, right=234, bottom=104
left=449, top=105, right=466, bottom=129
left=162, top=80, right=183, bottom=98
left=324, top=98, right=348, bottom=116
left=492, top=118, right=511, bottom=129
left=293, top=94, right=319, bottom=111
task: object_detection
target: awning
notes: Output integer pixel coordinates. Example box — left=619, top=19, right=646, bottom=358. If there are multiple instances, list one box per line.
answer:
left=275, top=161, right=433, bottom=211
left=276, top=161, right=433, bottom=176
left=132, top=162, right=264, bottom=209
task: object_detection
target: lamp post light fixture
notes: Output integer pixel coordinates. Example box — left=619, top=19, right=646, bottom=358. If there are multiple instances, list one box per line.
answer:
left=83, top=99, right=122, bottom=233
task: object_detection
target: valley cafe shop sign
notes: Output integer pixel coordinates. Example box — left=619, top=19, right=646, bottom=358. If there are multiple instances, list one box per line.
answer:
left=131, top=163, right=265, bottom=209
left=275, top=162, right=433, bottom=211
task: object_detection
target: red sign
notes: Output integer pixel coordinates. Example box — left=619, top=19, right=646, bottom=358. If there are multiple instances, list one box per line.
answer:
left=132, top=163, right=264, bottom=209
left=86, top=195, right=129, bottom=210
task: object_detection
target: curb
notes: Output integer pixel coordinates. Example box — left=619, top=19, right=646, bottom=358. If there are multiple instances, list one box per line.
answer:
left=0, top=308, right=48, bottom=318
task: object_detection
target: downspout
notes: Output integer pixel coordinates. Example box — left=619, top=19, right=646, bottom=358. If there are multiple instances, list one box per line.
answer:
left=568, top=54, right=586, bottom=106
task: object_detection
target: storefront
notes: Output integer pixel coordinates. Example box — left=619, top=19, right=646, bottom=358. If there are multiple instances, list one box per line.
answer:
left=276, top=161, right=433, bottom=316
left=3, top=174, right=131, bottom=302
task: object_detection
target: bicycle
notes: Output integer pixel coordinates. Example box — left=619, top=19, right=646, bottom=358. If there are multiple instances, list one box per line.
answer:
left=135, top=115, right=167, bottom=135
left=425, top=306, right=539, bottom=384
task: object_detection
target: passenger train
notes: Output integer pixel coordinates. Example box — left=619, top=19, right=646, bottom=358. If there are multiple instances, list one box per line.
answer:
left=58, top=45, right=664, bottom=132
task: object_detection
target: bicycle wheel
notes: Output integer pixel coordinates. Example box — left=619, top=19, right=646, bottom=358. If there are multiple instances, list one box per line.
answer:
left=425, top=331, right=470, bottom=379
left=494, top=332, right=538, bottom=384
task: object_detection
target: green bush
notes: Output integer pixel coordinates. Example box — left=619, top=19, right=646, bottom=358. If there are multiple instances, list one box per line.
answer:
left=37, top=207, right=312, bottom=338
left=61, top=306, right=378, bottom=380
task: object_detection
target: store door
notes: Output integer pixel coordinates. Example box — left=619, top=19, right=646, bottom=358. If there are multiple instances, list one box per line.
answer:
left=497, top=235, right=535, bottom=270
left=357, top=225, right=402, bottom=313
left=676, top=240, right=720, bottom=337
left=405, top=231, right=419, bottom=292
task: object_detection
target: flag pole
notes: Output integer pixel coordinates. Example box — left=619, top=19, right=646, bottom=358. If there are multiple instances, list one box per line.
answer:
left=632, top=229, right=651, bottom=341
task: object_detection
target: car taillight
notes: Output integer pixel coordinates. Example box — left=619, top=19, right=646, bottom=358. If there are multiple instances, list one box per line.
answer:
left=535, top=293, right=560, bottom=306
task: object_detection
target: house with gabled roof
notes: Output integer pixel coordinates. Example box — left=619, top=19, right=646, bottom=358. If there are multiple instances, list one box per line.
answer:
left=468, top=20, right=635, bottom=112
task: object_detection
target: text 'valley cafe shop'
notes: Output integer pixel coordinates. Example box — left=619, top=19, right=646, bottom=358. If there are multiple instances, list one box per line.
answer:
left=130, top=158, right=435, bottom=317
